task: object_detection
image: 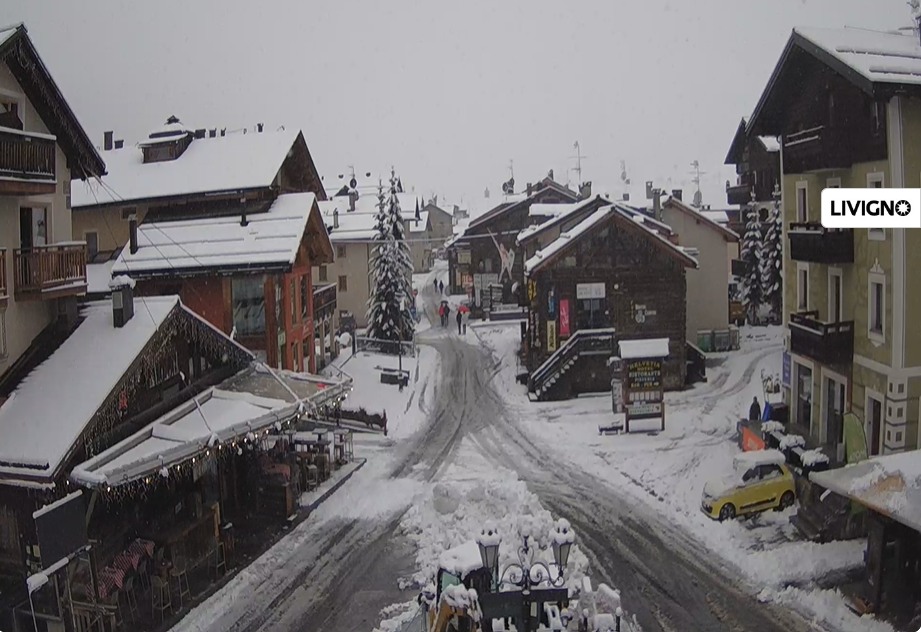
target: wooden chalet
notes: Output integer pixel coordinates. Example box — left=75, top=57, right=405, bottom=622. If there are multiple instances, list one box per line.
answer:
left=448, top=177, right=580, bottom=310
left=523, top=204, right=697, bottom=401
left=724, top=118, right=782, bottom=208
left=0, top=292, right=251, bottom=625
left=112, top=193, right=334, bottom=374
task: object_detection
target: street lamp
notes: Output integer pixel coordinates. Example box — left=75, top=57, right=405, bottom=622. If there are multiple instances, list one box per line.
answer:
left=476, top=518, right=575, bottom=592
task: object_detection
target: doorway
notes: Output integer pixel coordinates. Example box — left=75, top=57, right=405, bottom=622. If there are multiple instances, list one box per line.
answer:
left=824, top=375, right=846, bottom=458
left=867, top=394, right=883, bottom=456
left=19, top=207, right=48, bottom=250
left=794, top=363, right=813, bottom=433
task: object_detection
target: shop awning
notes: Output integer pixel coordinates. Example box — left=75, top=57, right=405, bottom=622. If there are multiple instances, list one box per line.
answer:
left=70, top=388, right=297, bottom=488
left=811, top=451, right=921, bottom=533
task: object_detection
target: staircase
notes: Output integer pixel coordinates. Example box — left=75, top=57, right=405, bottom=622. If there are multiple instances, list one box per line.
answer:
left=528, top=328, right=616, bottom=401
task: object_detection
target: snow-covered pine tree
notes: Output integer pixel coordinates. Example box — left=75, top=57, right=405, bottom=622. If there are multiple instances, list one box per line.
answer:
left=760, top=194, right=783, bottom=322
left=366, top=180, right=405, bottom=344
left=386, top=169, right=415, bottom=338
left=740, top=204, right=763, bottom=325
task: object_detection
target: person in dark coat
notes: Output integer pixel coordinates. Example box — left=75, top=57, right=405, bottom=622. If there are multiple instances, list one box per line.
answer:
left=456, top=309, right=463, bottom=335
left=439, top=280, right=444, bottom=294
left=433, top=278, right=438, bottom=291
left=443, top=304, right=451, bottom=328
left=749, top=396, right=762, bottom=421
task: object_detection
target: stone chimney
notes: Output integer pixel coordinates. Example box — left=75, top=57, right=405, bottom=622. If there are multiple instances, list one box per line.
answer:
left=103, top=131, right=113, bottom=151
left=348, top=190, right=358, bottom=212
left=128, top=217, right=138, bottom=254
left=114, top=139, right=124, bottom=150
left=257, top=123, right=264, bottom=133
left=526, top=182, right=533, bottom=196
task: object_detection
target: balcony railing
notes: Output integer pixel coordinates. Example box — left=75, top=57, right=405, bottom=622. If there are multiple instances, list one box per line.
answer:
left=313, top=282, right=337, bottom=317
left=726, top=182, right=752, bottom=206
left=789, top=311, right=854, bottom=366
left=0, top=127, right=56, bottom=182
left=0, top=248, right=7, bottom=305
left=788, top=223, right=854, bottom=264
left=13, top=243, right=87, bottom=300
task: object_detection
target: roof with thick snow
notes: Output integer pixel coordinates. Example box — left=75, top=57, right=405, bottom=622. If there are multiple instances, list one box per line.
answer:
left=87, top=260, right=116, bottom=294
left=663, top=197, right=739, bottom=242
left=757, top=136, right=781, bottom=152
left=525, top=204, right=697, bottom=274
left=112, top=192, right=325, bottom=276
left=72, top=128, right=301, bottom=207
left=518, top=195, right=610, bottom=245
left=796, top=26, right=921, bottom=87
left=812, top=451, right=921, bottom=533
left=0, top=297, right=182, bottom=483
left=321, top=191, right=428, bottom=242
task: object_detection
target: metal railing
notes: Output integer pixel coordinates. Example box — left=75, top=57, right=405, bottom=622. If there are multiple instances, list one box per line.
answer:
left=528, top=328, right=616, bottom=397
left=355, top=335, right=416, bottom=357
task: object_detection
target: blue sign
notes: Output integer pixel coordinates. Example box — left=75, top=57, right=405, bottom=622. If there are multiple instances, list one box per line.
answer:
left=782, top=352, right=791, bottom=388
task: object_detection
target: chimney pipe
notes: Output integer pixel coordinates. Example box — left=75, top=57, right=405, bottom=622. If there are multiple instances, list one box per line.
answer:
left=257, top=123, right=264, bottom=133
left=220, top=128, right=226, bottom=137
left=526, top=182, right=533, bottom=196
left=129, top=218, right=138, bottom=254
left=579, top=181, right=592, bottom=200
left=672, top=189, right=683, bottom=202
left=209, top=129, right=217, bottom=138
left=653, top=191, right=663, bottom=221
left=333, top=209, right=339, bottom=229
left=103, top=131, right=114, bottom=151
left=348, top=191, right=357, bottom=212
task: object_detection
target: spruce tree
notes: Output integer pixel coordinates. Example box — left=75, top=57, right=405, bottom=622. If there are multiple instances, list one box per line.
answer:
left=386, top=168, right=415, bottom=338
left=366, top=180, right=402, bottom=343
left=740, top=204, right=763, bottom=325
left=760, top=195, right=783, bottom=322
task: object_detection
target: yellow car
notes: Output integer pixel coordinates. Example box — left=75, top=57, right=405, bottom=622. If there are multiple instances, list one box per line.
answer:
left=701, top=449, right=796, bottom=521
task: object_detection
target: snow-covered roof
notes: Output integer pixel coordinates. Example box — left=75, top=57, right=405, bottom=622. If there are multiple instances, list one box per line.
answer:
left=796, top=26, right=921, bottom=88
left=758, top=136, right=780, bottom=152
left=409, top=210, right=430, bottom=233
left=70, top=388, right=295, bottom=488
left=0, top=24, right=19, bottom=48
left=618, top=338, right=670, bottom=359
left=518, top=196, right=608, bottom=245
left=525, top=204, right=696, bottom=274
left=72, top=128, right=301, bottom=207
left=811, top=451, right=921, bottom=532
left=438, top=540, right=484, bottom=577
left=139, top=120, right=195, bottom=146
left=0, top=297, right=181, bottom=482
left=700, top=209, right=730, bottom=225
left=320, top=198, right=377, bottom=242
left=663, top=197, right=739, bottom=242
left=112, top=192, right=317, bottom=276
left=86, top=260, right=115, bottom=294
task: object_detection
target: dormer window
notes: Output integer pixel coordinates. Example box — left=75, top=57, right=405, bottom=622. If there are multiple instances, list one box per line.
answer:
left=140, top=115, right=194, bottom=164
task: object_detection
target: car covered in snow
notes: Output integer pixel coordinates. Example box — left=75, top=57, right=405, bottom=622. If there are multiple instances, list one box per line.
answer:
left=700, top=449, right=796, bottom=521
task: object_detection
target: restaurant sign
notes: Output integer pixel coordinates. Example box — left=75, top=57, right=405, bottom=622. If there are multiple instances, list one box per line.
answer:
left=547, top=321, right=557, bottom=352
left=559, top=299, right=571, bottom=337
left=627, top=359, right=662, bottom=391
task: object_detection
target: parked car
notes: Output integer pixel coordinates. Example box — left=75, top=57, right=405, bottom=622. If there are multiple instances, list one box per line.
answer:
left=701, top=449, right=796, bottom=521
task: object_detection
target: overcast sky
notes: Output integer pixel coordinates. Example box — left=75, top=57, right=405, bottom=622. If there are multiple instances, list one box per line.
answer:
left=2, top=0, right=911, bottom=210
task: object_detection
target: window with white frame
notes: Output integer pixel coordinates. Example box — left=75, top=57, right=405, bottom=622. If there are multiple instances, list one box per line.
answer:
left=869, top=273, right=885, bottom=343
left=825, top=177, right=841, bottom=189
left=828, top=268, right=843, bottom=323
left=868, top=173, right=886, bottom=240
left=797, top=264, right=809, bottom=311
left=795, top=182, right=808, bottom=223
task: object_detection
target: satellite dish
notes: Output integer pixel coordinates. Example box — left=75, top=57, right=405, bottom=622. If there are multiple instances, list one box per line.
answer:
left=693, top=190, right=703, bottom=207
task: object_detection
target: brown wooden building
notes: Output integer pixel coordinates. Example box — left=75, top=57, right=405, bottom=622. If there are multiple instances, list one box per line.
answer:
left=112, top=193, right=334, bottom=373
left=724, top=118, right=782, bottom=209
left=447, top=178, right=579, bottom=308
left=524, top=204, right=697, bottom=401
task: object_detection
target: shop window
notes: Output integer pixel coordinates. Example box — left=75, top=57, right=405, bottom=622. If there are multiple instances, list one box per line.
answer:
left=231, top=276, right=266, bottom=336
left=336, top=245, right=346, bottom=259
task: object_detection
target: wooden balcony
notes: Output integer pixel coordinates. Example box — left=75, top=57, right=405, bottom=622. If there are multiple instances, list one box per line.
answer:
left=788, top=223, right=854, bottom=264
left=13, top=243, right=87, bottom=301
left=0, top=127, right=56, bottom=195
left=0, top=248, right=7, bottom=307
left=313, top=282, right=337, bottom=324
left=726, top=182, right=752, bottom=206
left=789, top=311, right=854, bottom=366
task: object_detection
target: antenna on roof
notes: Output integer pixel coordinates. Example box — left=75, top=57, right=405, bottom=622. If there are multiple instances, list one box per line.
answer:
left=690, top=160, right=706, bottom=208
left=569, top=141, right=588, bottom=185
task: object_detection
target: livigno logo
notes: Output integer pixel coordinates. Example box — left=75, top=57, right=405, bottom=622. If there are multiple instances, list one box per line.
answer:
left=822, top=187, right=921, bottom=229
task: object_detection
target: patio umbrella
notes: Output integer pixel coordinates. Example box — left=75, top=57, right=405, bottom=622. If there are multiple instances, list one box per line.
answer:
left=458, top=304, right=470, bottom=314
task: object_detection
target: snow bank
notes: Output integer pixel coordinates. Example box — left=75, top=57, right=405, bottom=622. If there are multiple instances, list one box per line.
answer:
left=759, top=585, right=896, bottom=632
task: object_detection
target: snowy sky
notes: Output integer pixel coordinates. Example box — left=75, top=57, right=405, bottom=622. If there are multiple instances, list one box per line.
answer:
left=2, top=0, right=910, bottom=210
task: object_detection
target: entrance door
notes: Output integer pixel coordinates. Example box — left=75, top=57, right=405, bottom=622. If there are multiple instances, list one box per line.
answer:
left=795, top=364, right=813, bottom=433
left=825, top=376, right=846, bottom=455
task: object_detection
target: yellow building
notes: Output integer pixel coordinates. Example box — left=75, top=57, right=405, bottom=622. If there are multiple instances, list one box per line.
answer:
left=747, top=26, right=921, bottom=459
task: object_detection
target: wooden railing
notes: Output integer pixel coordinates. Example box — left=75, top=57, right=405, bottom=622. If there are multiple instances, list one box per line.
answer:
left=13, top=243, right=87, bottom=298
left=0, top=247, right=6, bottom=300
left=0, top=127, right=56, bottom=181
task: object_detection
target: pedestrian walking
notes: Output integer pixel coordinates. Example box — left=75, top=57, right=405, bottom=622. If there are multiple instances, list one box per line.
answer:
left=438, top=303, right=445, bottom=327
left=749, top=396, right=762, bottom=421
left=461, top=309, right=469, bottom=334
left=433, top=278, right=438, bottom=291
left=439, top=280, right=444, bottom=294
left=444, top=304, right=451, bottom=328
left=456, top=310, right=463, bottom=335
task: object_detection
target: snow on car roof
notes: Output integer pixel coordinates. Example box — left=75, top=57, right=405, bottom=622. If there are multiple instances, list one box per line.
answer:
left=733, top=449, right=786, bottom=469
left=439, top=539, right=483, bottom=577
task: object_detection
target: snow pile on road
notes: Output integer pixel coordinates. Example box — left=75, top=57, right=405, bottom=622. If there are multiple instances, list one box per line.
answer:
left=759, top=586, right=896, bottom=632
left=399, top=473, right=590, bottom=589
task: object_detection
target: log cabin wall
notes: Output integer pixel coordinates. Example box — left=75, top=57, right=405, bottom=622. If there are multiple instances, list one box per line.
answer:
left=527, top=216, right=688, bottom=391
